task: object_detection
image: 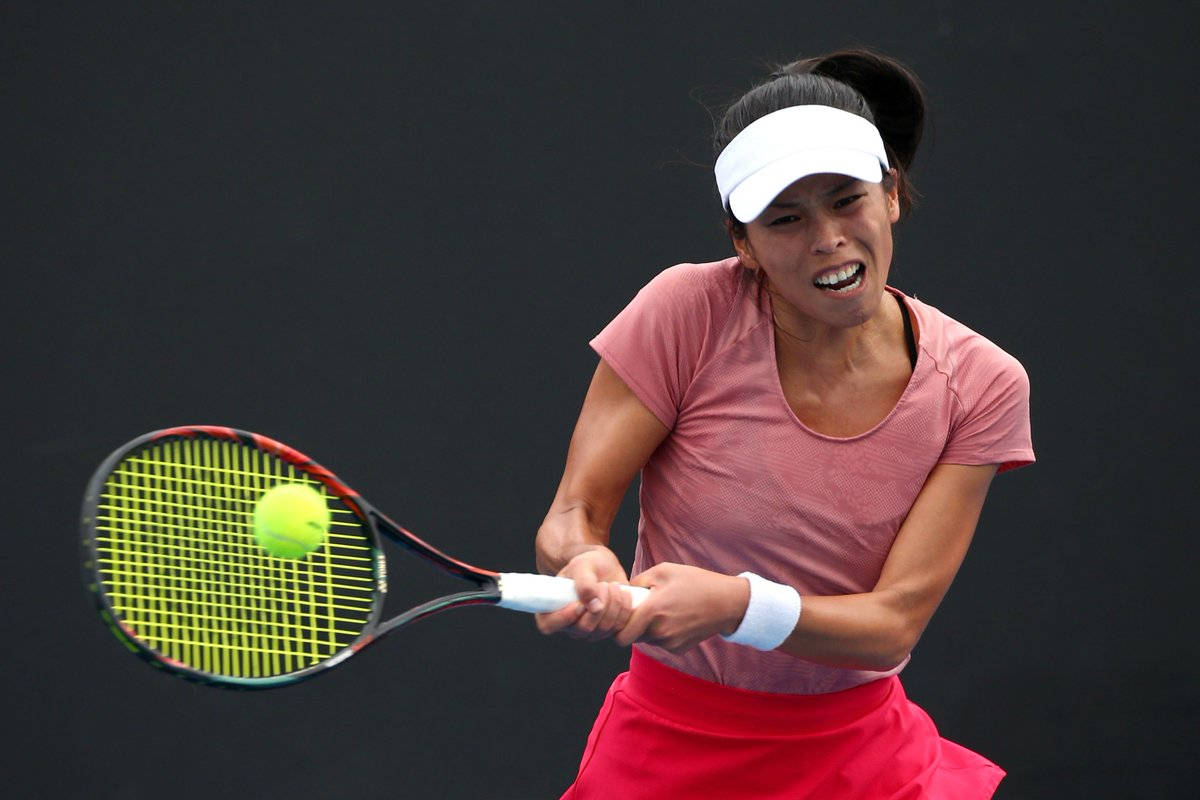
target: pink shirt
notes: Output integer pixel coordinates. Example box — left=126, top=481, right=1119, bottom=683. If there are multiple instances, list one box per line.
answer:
left=591, top=258, right=1034, bottom=694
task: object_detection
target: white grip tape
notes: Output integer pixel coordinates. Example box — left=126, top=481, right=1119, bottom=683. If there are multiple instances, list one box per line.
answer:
left=721, top=571, right=801, bottom=651
left=495, top=573, right=649, bottom=613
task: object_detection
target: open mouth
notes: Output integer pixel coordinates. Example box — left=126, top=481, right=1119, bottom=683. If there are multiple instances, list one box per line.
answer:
left=813, top=262, right=865, bottom=293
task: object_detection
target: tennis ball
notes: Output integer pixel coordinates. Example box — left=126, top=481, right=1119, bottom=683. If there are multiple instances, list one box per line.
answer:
left=253, top=483, right=330, bottom=559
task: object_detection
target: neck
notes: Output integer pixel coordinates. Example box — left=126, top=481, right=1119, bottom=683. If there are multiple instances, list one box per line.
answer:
left=768, top=288, right=897, bottom=375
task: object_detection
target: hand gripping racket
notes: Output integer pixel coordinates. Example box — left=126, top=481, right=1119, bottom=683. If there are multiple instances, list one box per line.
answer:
left=81, top=426, right=646, bottom=689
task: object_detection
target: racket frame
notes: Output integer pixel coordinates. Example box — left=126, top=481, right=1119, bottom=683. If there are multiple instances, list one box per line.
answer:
left=81, top=425, right=508, bottom=689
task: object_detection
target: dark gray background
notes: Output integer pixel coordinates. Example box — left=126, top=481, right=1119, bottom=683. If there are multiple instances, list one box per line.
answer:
left=6, top=2, right=1196, bottom=798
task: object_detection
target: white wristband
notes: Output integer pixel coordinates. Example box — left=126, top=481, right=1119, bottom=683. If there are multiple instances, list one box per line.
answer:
left=721, top=571, right=802, bottom=651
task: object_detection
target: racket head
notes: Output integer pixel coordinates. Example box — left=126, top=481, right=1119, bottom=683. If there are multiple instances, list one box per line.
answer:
left=81, top=426, right=386, bottom=689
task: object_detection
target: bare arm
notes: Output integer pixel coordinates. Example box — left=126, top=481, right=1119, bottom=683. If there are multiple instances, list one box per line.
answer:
left=534, top=359, right=669, bottom=638
left=775, top=462, right=997, bottom=669
left=616, top=462, right=998, bottom=669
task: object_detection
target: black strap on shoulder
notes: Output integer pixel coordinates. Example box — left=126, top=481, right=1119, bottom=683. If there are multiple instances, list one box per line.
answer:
left=894, top=292, right=917, bottom=369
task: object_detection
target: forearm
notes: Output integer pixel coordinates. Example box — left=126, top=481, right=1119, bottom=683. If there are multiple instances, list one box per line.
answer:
left=775, top=589, right=921, bottom=671
left=666, top=573, right=921, bottom=669
left=756, top=464, right=996, bottom=670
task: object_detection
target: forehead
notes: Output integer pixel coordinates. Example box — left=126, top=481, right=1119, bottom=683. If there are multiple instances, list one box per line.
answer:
left=770, top=173, right=865, bottom=206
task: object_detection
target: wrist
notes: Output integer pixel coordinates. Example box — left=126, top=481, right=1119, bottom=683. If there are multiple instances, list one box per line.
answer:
left=535, top=528, right=611, bottom=575
left=719, top=573, right=752, bottom=636
left=720, top=572, right=802, bottom=651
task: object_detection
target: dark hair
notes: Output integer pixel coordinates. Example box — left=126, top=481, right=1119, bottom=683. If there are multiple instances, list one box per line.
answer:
left=714, top=48, right=926, bottom=233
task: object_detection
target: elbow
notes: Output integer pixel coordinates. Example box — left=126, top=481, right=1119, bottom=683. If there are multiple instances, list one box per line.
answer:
left=868, top=644, right=913, bottom=672
left=856, top=640, right=913, bottom=672
left=861, top=590, right=930, bottom=671
left=819, top=645, right=910, bottom=673
left=864, top=617, right=923, bottom=672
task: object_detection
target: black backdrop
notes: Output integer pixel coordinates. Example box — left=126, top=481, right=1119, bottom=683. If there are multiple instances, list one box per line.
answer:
left=6, top=2, right=1196, bottom=798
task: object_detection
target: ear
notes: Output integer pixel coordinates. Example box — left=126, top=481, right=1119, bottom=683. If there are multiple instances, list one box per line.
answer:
left=885, top=168, right=901, bottom=223
left=732, top=232, right=759, bottom=270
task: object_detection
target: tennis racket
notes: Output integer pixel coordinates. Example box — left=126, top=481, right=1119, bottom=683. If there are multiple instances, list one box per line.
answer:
left=81, top=425, right=646, bottom=689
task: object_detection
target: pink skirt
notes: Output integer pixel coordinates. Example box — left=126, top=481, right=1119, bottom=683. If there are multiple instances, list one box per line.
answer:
left=561, top=650, right=1004, bottom=799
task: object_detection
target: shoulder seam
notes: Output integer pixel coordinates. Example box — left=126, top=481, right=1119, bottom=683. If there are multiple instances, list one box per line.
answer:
left=684, top=271, right=769, bottom=395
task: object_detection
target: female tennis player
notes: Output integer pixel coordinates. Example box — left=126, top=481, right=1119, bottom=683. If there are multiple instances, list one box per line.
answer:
left=535, top=48, right=1033, bottom=799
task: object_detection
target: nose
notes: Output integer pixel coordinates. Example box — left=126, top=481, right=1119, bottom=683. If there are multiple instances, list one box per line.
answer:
left=810, top=212, right=846, bottom=254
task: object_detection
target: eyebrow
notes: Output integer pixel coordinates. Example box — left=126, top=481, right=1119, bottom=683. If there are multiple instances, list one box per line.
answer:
left=769, top=177, right=861, bottom=208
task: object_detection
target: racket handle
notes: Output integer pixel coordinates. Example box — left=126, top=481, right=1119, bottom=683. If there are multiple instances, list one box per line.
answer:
left=495, top=573, right=649, bottom=614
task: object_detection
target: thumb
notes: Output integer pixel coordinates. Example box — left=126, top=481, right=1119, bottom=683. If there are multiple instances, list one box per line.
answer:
left=628, top=564, right=661, bottom=590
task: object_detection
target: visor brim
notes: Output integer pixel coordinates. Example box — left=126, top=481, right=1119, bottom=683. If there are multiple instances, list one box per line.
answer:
left=727, top=150, right=884, bottom=223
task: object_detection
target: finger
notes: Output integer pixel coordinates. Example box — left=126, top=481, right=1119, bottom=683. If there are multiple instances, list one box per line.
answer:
left=603, top=583, right=635, bottom=632
left=614, top=603, right=653, bottom=647
left=536, top=604, right=582, bottom=635
left=577, top=583, right=620, bottom=640
left=571, top=592, right=609, bottom=639
left=535, top=602, right=585, bottom=635
left=587, top=583, right=629, bottom=640
left=569, top=567, right=605, bottom=609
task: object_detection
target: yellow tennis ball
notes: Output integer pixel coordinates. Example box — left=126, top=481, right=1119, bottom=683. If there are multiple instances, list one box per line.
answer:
left=253, top=484, right=330, bottom=559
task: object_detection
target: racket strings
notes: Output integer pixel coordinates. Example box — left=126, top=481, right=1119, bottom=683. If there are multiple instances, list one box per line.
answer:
left=93, top=436, right=377, bottom=679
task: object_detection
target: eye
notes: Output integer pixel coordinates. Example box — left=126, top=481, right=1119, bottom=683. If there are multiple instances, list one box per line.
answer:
left=767, top=214, right=800, bottom=227
left=834, top=194, right=864, bottom=210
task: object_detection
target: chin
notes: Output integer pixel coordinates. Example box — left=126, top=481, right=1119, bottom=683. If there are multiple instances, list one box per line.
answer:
left=828, top=286, right=882, bottom=328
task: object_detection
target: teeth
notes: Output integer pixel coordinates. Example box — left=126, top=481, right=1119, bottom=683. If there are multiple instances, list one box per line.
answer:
left=814, top=263, right=862, bottom=286
left=830, top=273, right=862, bottom=292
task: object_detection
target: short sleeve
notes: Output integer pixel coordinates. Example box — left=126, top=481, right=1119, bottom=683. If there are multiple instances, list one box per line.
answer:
left=939, top=347, right=1035, bottom=473
left=590, top=263, right=735, bottom=430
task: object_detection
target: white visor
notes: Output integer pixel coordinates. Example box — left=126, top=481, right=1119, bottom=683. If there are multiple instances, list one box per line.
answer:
left=715, top=105, right=890, bottom=223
